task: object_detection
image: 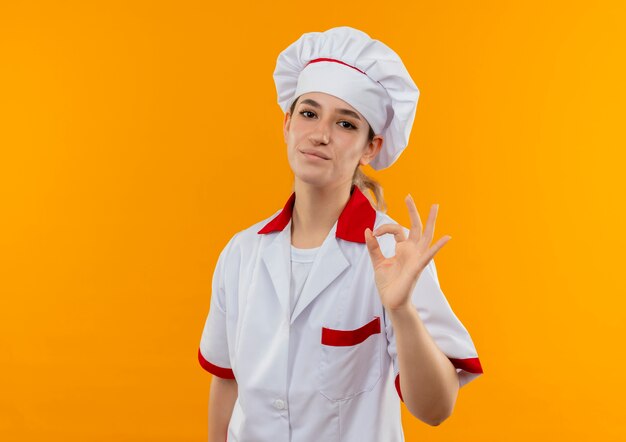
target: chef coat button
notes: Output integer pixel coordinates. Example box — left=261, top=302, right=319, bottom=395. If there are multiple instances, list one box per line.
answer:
left=273, top=399, right=286, bottom=410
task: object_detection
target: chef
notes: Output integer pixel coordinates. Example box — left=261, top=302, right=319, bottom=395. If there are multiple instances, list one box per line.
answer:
left=198, top=26, right=483, bottom=442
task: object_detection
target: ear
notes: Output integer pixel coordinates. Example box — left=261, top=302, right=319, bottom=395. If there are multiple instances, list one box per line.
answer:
left=283, top=111, right=291, bottom=143
left=359, top=135, right=383, bottom=166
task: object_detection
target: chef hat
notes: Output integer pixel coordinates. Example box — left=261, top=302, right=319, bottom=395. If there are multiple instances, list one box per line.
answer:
left=273, top=26, right=420, bottom=170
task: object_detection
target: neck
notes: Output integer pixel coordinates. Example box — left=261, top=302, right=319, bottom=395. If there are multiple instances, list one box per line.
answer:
left=290, top=180, right=353, bottom=248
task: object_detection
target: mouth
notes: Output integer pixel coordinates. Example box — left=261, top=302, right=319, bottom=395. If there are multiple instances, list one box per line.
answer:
left=299, top=149, right=330, bottom=160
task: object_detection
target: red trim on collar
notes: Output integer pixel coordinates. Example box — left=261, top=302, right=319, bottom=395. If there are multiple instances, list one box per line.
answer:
left=257, top=185, right=376, bottom=244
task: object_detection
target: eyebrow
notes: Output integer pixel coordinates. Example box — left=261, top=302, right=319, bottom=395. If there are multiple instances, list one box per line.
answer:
left=299, top=98, right=362, bottom=121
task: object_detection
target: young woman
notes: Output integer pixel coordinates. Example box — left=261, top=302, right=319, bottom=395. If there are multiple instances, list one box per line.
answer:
left=198, top=26, right=483, bottom=442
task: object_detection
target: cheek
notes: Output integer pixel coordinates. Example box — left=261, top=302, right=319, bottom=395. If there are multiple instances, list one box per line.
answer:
left=339, top=134, right=367, bottom=157
left=286, top=122, right=305, bottom=144
left=284, top=130, right=296, bottom=151
left=335, top=148, right=363, bottom=172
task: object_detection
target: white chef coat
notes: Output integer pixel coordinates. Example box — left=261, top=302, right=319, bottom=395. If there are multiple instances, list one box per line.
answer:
left=290, top=245, right=319, bottom=317
left=198, top=185, right=483, bottom=442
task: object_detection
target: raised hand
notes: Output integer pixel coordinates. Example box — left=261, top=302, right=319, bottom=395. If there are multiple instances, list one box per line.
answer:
left=364, top=194, right=451, bottom=311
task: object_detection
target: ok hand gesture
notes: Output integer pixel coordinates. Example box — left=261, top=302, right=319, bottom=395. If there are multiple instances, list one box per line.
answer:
left=364, top=194, right=451, bottom=311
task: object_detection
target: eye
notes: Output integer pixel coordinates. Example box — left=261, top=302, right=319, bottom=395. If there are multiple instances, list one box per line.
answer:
left=299, top=109, right=316, bottom=118
left=339, top=121, right=357, bottom=130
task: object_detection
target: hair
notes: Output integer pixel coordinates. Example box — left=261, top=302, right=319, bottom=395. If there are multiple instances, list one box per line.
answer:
left=288, top=96, right=387, bottom=213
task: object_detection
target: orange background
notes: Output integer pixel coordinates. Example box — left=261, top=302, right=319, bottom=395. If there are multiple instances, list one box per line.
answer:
left=1, top=1, right=625, bottom=440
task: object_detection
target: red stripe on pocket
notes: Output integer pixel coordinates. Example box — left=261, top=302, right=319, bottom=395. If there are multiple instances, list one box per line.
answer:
left=321, top=316, right=381, bottom=346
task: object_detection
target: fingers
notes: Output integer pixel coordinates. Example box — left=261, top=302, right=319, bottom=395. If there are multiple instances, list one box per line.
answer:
left=422, top=235, right=452, bottom=265
left=372, top=223, right=407, bottom=242
left=405, top=194, right=422, bottom=241
left=364, top=228, right=385, bottom=268
left=422, top=204, right=438, bottom=245
left=405, top=195, right=447, bottom=252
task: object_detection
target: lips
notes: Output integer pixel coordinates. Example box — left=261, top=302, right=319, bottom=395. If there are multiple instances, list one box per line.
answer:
left=300, top=149, right=330, bottom=160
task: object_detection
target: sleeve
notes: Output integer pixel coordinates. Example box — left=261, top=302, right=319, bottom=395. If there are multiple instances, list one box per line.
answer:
left=384, top=256, right=483, bottom=402
left=197, top=234, right=237, bottom=379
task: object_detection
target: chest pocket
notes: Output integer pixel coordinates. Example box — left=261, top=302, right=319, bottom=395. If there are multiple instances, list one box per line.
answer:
left=317, top=316, right=382, bottom=401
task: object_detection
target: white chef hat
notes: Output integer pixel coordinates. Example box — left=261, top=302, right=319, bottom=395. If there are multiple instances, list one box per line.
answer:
left=273, top=26, right=420, bottom=170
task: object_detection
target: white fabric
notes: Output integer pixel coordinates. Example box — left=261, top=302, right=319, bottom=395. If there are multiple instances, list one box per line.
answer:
left=273, top=26, right=420, bottom=171
left=290, top=244, right=319, bottom=317
left=198, top=212, right=482, bottom=441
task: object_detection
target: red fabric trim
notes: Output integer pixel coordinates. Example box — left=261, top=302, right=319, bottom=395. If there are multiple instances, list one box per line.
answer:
left=198, top=348, right=235, bottom=379
left=305, top=57, right=367, bottom=75
left=395, top=373, right=404, bottom=402
left=449, top=357, right=484, bottom=374
left=321, top=316, right=381, bottom=346
left=257, top=185, right=376, bottom=244
left=335, top=185, right=377, bottom=243
left=394, top=357, right=483, bottom=403
left=257, top=191, right=296, bottom=235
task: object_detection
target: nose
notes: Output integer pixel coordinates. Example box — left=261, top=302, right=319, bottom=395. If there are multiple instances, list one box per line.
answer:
left=308, top=121, right=330, bottom=145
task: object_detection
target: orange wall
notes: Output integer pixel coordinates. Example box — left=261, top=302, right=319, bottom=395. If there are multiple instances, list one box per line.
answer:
left=1, top=1, right=624, bottom=440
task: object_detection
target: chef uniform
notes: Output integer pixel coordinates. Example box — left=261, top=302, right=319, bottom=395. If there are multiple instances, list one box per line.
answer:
left=198, top=26, right=483, bottom=442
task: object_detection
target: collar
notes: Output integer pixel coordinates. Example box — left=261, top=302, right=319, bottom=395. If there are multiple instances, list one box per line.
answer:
left=257, top=184, right=376, bottom=243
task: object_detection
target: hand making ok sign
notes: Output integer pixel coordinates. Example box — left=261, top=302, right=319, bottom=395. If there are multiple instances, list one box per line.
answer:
left=364, top=194, right=452, bottom=312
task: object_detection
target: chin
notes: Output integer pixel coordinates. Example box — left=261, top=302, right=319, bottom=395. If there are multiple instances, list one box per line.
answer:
left=292, top=171, right=330, bottom=188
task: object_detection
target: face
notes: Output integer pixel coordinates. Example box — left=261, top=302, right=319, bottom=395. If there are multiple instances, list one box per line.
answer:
left=283, top=91, right=383, bottom=190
